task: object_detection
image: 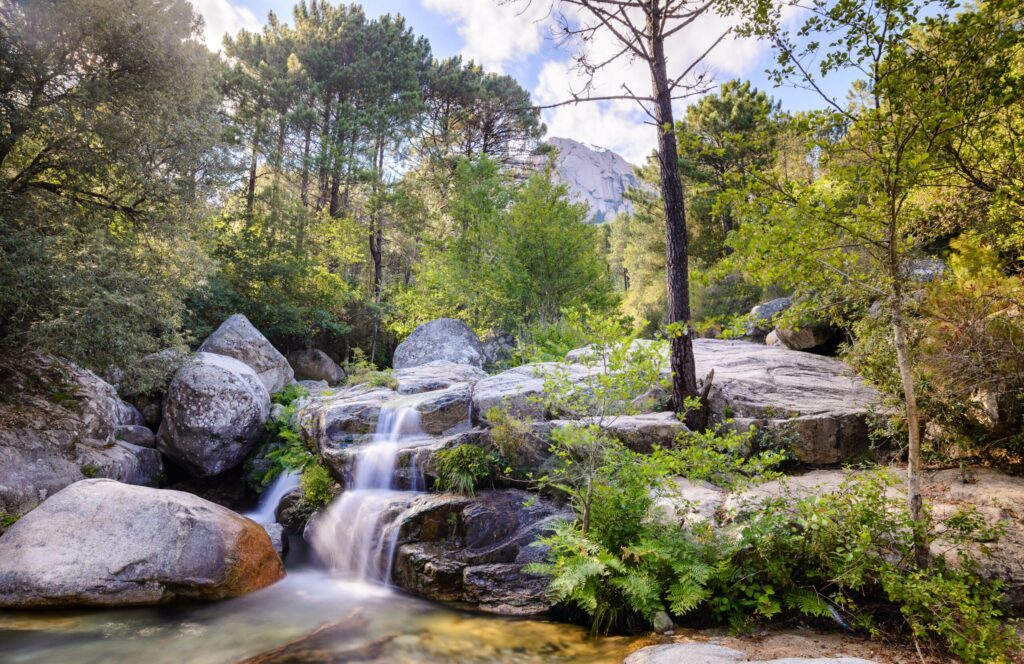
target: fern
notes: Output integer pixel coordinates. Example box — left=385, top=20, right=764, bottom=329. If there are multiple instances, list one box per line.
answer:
left=784, top=588, right=832, bottom=619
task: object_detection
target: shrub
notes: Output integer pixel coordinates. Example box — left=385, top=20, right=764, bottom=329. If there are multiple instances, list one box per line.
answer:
left=300, top=463, right=335, bottom=509
left=434, top=444, right=495, bottom=497
left=272, top=383, right=309, bottom=406
left=245, top=397, right=314, bottom=490
left=344, top=349, right=398, bottom=389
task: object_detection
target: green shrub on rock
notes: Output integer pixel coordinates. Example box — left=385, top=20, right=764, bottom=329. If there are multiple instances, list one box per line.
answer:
left=434, top=444, right=495, bottom=497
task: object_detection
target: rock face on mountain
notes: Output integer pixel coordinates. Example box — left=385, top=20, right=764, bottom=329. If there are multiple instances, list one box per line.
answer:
left=157, top=352, right=270, bottom=477
left=198, top=314, right=293, bottom=394
left=546, top=137, right=639, bottom=224
left=0, top=352, right=162, bottom=518
left=0, top=479, right=284, bottom=608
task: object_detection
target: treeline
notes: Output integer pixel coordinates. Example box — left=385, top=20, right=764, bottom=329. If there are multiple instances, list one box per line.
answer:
left=0, top=0, right=615, bottom=380
left=612, top=0, right=1024, bottom=460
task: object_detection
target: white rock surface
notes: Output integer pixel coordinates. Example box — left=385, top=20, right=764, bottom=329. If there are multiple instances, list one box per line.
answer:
left=157, top=352, right=270, bottom=477
left=198, top=314, right=293, bottom=394
left=624, top=643, right=877, bottom=664
left=393, top=318, right=485, bottom=370
left=545, top=137, right=640, bottom=224
left=0, top=479, right=284, bottom=608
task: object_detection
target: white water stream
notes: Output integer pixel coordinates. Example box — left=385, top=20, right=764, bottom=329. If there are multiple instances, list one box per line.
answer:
left=246, top=469, right=300, bottom=523
left=310, top=405, right=427, bottom=583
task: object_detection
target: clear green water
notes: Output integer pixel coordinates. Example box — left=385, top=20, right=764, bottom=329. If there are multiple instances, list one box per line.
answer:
left=0, top=568, right=639, bottom=664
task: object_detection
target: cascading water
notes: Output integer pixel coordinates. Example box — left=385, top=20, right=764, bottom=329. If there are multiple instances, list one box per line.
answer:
left=246, top=469, right=300, bottom=523
left=310, top=405, right=427, bottom=583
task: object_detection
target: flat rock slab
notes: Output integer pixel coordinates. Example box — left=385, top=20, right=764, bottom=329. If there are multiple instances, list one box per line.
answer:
left=396, top=361, right=486, bottom=395
left=624, top=643, right=877, bottom=664
left=0, top=479, right=284, bottom=608
left=472, top=362, right=597, bottom=421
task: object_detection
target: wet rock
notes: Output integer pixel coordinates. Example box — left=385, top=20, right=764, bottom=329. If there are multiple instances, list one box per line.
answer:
left=0, top=479, right=284, bottom=608
left=395, top=361, right=486, bottom=395
left=0, top=352, right=163, bottom=516
left=624, top=643, right=877, bottom=664
left=390, top=490, right=570, bottom=615
left=650, top=611, right=675, bottom=633
left=297, top=384, right=398, bottom=446
left=276, top=487, right=314, bottom=535
left=408, top=384, right=474, bottom=434
left=199, top=314, right=293, bottom=394
left=393, top=318, right=485, bottom=370
left=157, top=352, right=270, bottom=477
left=287, top=349, right=344, bottom=385
left=259, top=521, right=289, bottom=559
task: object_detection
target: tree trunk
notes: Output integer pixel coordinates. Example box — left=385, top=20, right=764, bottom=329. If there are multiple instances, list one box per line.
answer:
left=245, top=125, right=261, bottom=218
left=648, top=26, right=700, bottom=427
left=893, top=314, right=929, bottom=568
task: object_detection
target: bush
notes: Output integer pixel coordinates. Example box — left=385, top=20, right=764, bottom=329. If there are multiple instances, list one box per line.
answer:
left=272, top=383, right=309, bottom=406
left=434, top=444, right=495, bottom=497
left=245, top=395, right=314, bottom=490
left=299, top=463, right=335, bottom=508
left=344, top=349, right=398, bottom=389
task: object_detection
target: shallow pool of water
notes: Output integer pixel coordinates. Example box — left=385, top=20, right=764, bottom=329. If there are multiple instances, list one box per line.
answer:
left=0, top=566, right=639, bottom=663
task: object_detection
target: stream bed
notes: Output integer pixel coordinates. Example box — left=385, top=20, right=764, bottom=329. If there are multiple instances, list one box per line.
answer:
left=0, top=564, right=640, bottom=664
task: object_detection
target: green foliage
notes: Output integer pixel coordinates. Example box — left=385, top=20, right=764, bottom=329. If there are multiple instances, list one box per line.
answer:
left=299, top=463, right=335, bottom=509
left=392, top=158, right=617, bottom=337
left=0, top=0, right=225, bottom=373
left=272, top=384, right=309, bottom=407
left=246, top=396, right=314, bottom=490
left=434, top=444, right=495, bottom=497
left=0, top=512, right=20, bottom=529
left=80, top=463, right=100, bottom=479
left=344, top=350, right=398, bottom=389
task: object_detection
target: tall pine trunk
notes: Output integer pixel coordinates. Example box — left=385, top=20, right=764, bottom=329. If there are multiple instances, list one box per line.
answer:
left=648, top=24, right=700, bottom=427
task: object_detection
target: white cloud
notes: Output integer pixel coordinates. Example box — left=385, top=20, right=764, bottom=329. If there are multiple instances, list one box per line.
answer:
left=190, top=0, right=261, bottom=50
left=421, top=0, right=551, bottom=73
left=533, top=5, right=775, bottom=163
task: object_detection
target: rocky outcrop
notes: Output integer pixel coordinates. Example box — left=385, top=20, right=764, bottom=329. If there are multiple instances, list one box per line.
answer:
left=198, top=314, right=293, bottom=394
left=691, top=340, right=879, bottom=465
left=544, top=412, right=686, bottom=453
left=772, top=323, right=836, bottom=351
left=624, top=644, right=876, bottom=664
left=396, top=361, right=486, bottom=395
left=745, top=297, right=791, bottom=339
left=544, top=137, right=639, bottom=224
left=0, top=352, right=162, bottom=517
left=287, top=349, right=344, bottom=385
left=157, top=352, right=270, bottom=477
left=393, top=318, right=485, bottom=370
left=390, top=489, right=569, bottom=615
left=491, top=339, right=880, bottom=465
left=0, top=479, right=284, bottom=607
left=472, top=362, right=596, bottom=420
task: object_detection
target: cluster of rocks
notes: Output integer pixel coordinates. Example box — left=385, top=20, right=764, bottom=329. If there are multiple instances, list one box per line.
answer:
left=742, top=296, right=838, bottom=352
left=0, top=313, right=348, bottom=609
left=4, top=309, right=1024, bottom=653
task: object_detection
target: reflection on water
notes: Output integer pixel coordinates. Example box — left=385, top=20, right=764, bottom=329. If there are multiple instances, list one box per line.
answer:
left=0, top=566, right=639, bottom=663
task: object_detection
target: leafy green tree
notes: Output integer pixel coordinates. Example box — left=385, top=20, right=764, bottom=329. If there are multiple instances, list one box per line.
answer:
left=0, top=0, right=226, bottom=371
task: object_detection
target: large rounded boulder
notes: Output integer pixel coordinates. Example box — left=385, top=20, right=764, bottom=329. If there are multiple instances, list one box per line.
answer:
left=287, top=348, right=344, bottom=385
left=198, top=314, right=293, bottom=394
left=393, top=318, right=485, bottom=370
left=0, top=479, right=284, bottom=608
left=157, top=352, right=270, bottom=477
left=0, top=351, right=161, bottom=519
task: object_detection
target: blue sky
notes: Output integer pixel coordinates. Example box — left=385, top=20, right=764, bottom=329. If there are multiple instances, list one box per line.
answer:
left=193, top=0, right=853, bottom=163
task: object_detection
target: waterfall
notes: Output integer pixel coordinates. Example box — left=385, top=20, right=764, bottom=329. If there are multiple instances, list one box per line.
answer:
left=310, top=405, right=425, bottom=583
left=246, top=469, right=300, bottom=523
